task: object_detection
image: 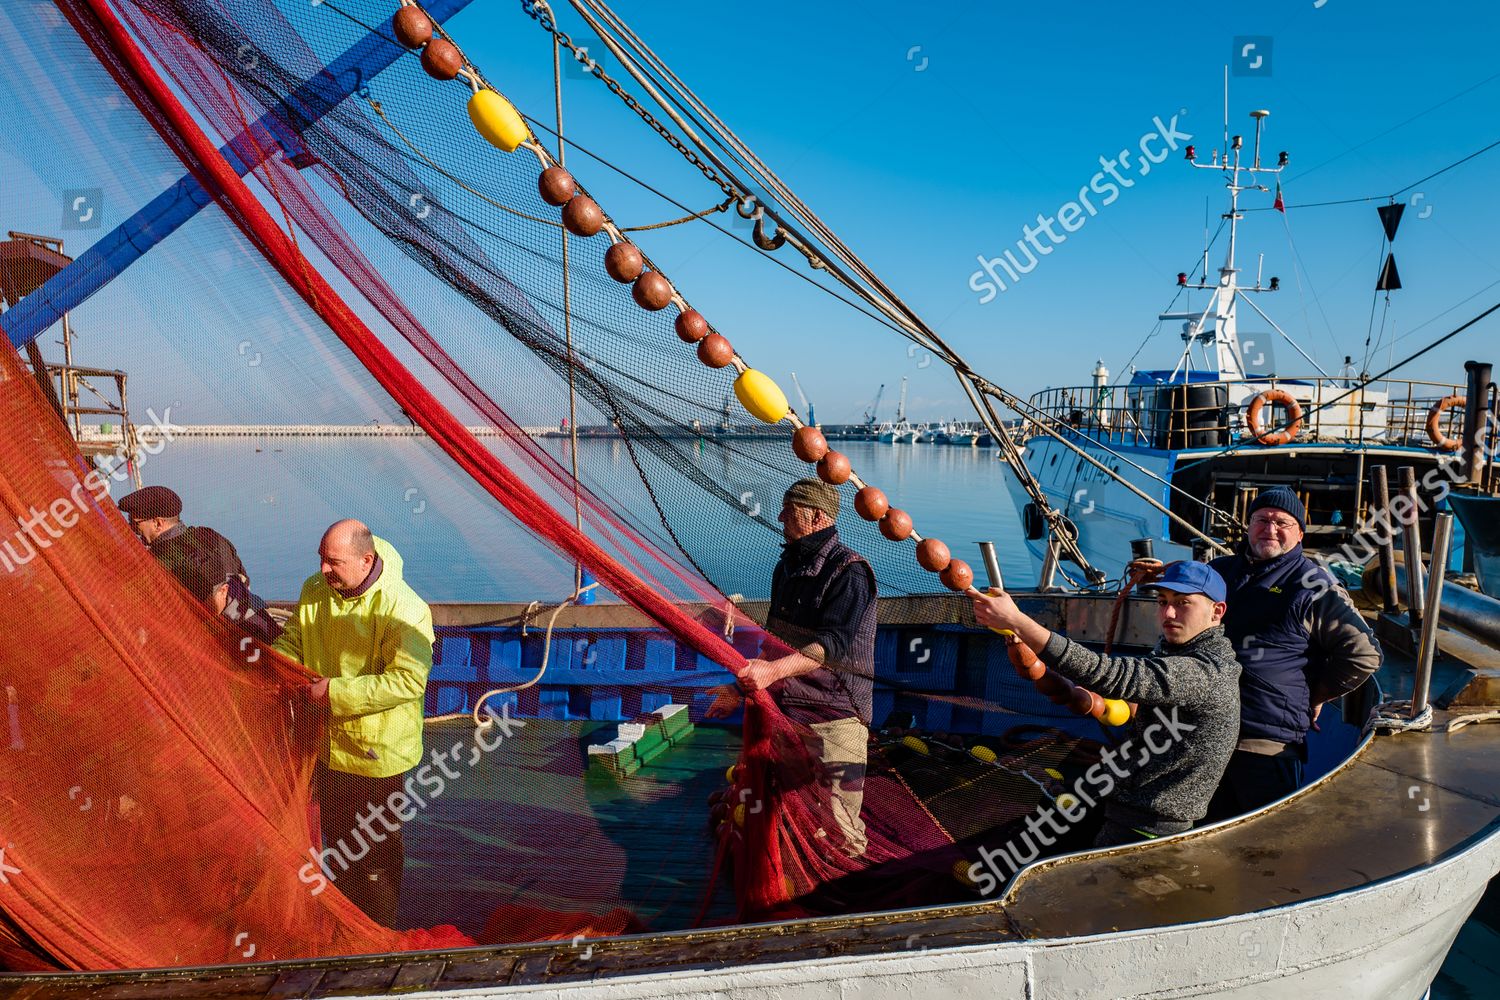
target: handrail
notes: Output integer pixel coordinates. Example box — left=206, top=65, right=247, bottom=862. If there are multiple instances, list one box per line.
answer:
left=1023, top=374, right=1468, bottom=450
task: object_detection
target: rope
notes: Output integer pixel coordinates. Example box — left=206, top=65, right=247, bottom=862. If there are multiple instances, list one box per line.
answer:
left=620, top=196, right=733, bottom=231
left=371, top=97, right=565, bottom=227
left=1246, top=134, right=1500, bottom=212
left=1366, top=699, right=1434, bottom=735
left=1103, top=559, right=1165, bottom=656
left=1442, top=710, right=1500, bottom=733
left=553, top=33, right=586, bottom=595
left=423, top=583, right=602, bottom=726
left=1366, top=702, right=1500, bottom=736
left=369, top=97, right=728, bottom=233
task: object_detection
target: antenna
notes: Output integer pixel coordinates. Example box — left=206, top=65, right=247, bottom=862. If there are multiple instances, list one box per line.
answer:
left=1250, top=108, right=1270, bottom=169
left=1222, top=66, right=1230, bottom=164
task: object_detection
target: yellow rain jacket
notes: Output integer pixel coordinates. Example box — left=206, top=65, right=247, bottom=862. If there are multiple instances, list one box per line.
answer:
left=273, top=536, right=433, bottom=778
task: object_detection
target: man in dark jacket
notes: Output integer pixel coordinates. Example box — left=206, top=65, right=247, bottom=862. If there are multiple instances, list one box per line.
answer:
left=1206, top=487, right=1382, bottom=820
left=706, top=478, right=877, bottom=856
left=972, top=561, right=1241, bottom=846
left=118, top=485, right=280, bottom=642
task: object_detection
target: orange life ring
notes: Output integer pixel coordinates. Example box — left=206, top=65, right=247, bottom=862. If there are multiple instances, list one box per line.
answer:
left=1244, top=388, right=1303, bottom=446
left=1426, top=395, right=1465, bottom=452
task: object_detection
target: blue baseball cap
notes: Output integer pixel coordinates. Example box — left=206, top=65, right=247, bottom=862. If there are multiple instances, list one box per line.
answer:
left=1150, top=561, right=1227, bottom=603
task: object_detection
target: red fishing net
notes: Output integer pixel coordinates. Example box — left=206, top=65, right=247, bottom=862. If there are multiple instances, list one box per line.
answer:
left=0, top=0, right=1103, bottom=970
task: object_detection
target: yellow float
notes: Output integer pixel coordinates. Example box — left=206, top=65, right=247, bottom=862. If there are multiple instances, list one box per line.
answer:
left=901, top=735, right=929, bottom=755
left=733, top=368, right=789, bottom=424
left=1102, top=699, right=1131, bottom=727
left=467, top=88, right=528, bottom=152
left=969, top=744, right=997, bottom=764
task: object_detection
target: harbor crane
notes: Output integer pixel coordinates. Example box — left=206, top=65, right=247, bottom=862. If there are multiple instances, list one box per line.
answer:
left=861, top=383, right=885, bottom=430
left=789, top=372, right=818, bottom=428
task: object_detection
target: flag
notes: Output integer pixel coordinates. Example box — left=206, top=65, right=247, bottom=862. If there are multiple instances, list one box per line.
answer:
left=1273, top=180, right=1285, bottom=213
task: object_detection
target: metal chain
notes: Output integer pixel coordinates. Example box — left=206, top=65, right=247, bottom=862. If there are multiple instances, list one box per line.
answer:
left=520, top=1, right=739, bottom=202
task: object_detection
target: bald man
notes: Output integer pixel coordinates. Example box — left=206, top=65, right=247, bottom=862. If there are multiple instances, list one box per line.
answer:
left=274, top=520, right=433, bottom=927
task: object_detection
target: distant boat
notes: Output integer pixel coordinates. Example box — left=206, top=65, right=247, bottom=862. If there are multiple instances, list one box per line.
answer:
left=877, top=377, right=919, bottom=442
left=936, top=421, right=980, bottom=446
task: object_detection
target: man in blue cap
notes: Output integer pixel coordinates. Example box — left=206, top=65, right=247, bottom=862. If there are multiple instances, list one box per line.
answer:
left=972, top=560, right=1241, bottom=846
left=1206, top=486, right=1382, bottom=820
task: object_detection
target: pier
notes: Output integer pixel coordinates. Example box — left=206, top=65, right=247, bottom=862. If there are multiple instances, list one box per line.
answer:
left=80, top=423, right=817, bottom=441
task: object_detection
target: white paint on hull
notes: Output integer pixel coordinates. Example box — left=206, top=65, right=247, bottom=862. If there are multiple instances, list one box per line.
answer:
left=396, top=828, right=1499, bottom=1000
left=1004, top=435, right=1189, bottom=584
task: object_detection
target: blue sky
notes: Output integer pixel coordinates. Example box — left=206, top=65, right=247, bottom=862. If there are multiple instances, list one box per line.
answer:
left=3, top=0, right=1497, bottom=429
left=448, top=0, right=1500, bottom=422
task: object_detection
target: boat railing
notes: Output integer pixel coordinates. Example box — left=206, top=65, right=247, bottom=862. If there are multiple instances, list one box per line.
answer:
left=1021, top=375, right=1470, bottom=450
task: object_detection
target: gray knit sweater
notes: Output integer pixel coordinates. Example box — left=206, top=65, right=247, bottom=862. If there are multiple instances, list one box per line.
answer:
left=1039, top=625, right=1241, bottom=829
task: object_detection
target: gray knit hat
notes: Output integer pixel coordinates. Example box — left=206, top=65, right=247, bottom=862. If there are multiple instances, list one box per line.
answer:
left=783, top=478, right=840, bottom=520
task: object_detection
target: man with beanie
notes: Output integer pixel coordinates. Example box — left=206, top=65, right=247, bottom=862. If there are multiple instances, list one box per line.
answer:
left=1206, top=486, right=1382, bottom=820
left=706, top=478, right=877, bottom=856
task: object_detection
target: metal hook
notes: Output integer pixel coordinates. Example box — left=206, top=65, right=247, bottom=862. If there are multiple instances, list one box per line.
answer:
left=752, top=213, right=786, bottom=251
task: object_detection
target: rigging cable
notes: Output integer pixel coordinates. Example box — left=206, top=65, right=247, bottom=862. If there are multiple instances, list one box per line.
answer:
left=1111, top=216, right=1230, bottom=387
left=545, top=0, right=1108, bottom=578
left=1246, top=135, right=1500, bottom=213
left=554, top=27, right=586, bottom=594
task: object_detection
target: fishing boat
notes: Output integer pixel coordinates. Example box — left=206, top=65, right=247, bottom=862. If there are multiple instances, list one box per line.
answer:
left=876, top=378, right=920, bottom=443
left=0, top=2, right=1496, bottom=998
left=943, top=423, right=981, bottom=447
left=1001, top=110, right=1499, bottom=589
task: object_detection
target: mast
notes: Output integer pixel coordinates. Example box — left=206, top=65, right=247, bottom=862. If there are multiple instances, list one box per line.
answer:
left=896, top=376, right=908, bottom=423
left=1179, top=109, right=1287, bottom=380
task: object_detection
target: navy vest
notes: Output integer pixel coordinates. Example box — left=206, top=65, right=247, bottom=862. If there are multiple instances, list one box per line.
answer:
left=765, top=529, right=876, bottom=726
left=1210, top=545, right=1334, bottom=745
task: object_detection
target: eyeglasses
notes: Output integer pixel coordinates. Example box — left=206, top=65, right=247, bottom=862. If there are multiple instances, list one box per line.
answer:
left=1249, top=512, right=1299, bottom=530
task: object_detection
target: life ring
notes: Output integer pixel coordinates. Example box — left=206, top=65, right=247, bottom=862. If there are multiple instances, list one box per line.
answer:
left=1244, top=389, right=1303, bottom=446
left=1425, top=395, right=1464, bottom=452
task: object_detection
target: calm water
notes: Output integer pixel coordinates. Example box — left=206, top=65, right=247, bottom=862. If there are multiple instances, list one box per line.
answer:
left=140, top=436, right=1031, bottom=603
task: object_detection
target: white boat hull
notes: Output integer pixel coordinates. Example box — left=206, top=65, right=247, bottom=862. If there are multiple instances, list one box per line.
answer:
left=400, top=829, right=1496, bottom=999
left=1005, top=434, right=1193, bottom=583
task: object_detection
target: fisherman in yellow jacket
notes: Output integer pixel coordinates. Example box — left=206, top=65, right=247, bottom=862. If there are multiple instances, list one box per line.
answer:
left=274, top=519, right=433, bottom=926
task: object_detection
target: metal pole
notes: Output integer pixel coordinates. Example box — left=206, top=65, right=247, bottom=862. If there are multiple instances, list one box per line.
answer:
left=1375, top=561, right=1500, bottom=648
left=1370, top=466, right=1399, bottom=614
left=1352, top=394, right=1368, bottom=527
left=1411, top=512, right=1453, bottom=718
left=1398, top=466, right=1425, bottom=627
left=1038, top=538, right=1060, bottom=592
left=977, top=542, right=1003, bottom=592
left=1461, top=361, right=1491, bottom=486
